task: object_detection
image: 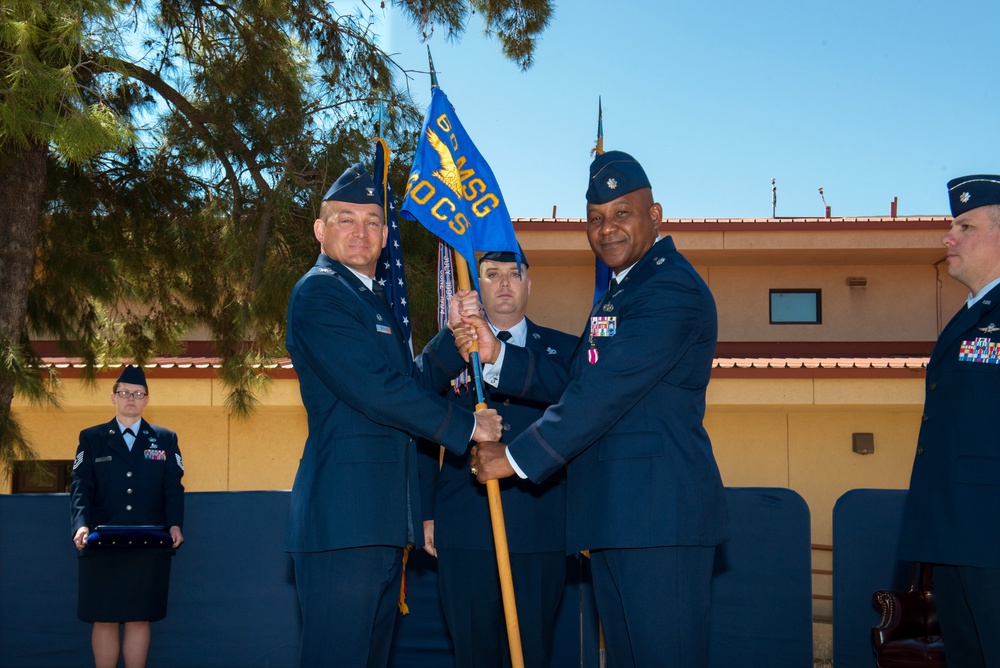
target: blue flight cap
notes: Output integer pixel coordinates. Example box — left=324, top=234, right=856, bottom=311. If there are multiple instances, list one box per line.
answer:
left=948, top=175, right=1000, bottom=217
left=322, top=163, right=383, bottom=206
left=479, top=247, right=528, bottom=268
left=586, top=151, right=651, bottom=204
left=116, top=365, right=147, bottom=388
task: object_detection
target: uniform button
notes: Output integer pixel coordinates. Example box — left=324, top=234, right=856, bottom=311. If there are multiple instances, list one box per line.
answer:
left=126, top=471, right=133, bottom=477
left=916, top=448, right=925, bottom=455
left=929, top=382, right=937, bottom=390
left=503, top=399, right=511, bottom=406
left=127, top=489, right=133, bottom=495
left=503, top=423, right=511, bottom=431
left=126, top=505, right=133, bottom=511
left=921, top=415, right=928, bottom=422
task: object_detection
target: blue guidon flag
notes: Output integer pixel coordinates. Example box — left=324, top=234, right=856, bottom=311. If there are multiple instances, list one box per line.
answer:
left=373, top=137, right=413, bottom=354
left=401, top=87, right=520, bottom=288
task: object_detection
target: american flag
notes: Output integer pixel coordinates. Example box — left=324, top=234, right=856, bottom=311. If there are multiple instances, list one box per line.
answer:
left=373, top=137, right=413, bottom=354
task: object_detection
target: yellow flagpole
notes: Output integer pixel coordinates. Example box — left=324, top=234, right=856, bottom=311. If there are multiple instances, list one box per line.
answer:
left=452, top=251, right=523, bottom=668
left=426, top=47, right=521, bottom=665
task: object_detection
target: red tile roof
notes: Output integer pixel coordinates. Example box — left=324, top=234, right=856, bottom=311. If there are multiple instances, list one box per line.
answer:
left=38, top=356, right=929, bottom=379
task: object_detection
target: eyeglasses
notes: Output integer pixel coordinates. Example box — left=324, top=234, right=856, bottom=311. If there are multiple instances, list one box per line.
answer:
left=115, top=390, right=148, bottom=399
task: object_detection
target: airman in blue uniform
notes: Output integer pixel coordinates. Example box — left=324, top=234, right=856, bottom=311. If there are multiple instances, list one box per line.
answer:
left=899, top=175, right=1000, bottom=666
left=285, top=163, right=503, bottom=667
left=418, top=249, right=576, bottom=667
left=464, top=151, right=728, bottom=667
left=70, top=365, right=184, bottom=668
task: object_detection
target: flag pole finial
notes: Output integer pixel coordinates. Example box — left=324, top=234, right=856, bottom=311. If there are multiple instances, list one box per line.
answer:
left=591, top=96, right=604, bottom=157
left=427, top=46, right=439, bottom=90
left=376, top=101, right=387, bottom=139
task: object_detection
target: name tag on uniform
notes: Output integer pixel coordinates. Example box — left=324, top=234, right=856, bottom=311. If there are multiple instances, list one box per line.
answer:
left=376, top=324, right=393, bottom=335
left=144, top=449, right=166, bottom=461
left=591, top=316, right=617, bottom=337
left=959, top=337, right=1000, bottom=364
left=96, top=456, right=112, bottom=463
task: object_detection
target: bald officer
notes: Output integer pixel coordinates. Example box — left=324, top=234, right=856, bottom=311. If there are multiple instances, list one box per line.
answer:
left=899, top=175, right=1000, bottom=666
left=463, top=151, right=728, bottom=667
left=285, top=163, right=502, bottom=668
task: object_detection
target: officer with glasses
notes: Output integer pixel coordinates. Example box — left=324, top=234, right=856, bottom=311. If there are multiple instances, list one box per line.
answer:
left=70, top=365, right=185, bottom=668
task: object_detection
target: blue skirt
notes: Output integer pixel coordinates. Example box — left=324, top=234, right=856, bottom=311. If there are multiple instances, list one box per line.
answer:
left=78, top=549, right=173, bottom=622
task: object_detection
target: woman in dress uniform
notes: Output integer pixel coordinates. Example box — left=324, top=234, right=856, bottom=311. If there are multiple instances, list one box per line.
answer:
left=70, top=365, right=185, bottom=668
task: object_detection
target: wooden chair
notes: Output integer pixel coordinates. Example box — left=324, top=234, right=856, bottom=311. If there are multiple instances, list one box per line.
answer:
left=871, top=562, right=946, bottom=667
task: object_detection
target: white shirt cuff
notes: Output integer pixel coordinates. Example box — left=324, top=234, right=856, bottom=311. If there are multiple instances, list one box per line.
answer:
left=505, top=447, right=528, bottom=479
left=481, top=342, right=505, bottom=387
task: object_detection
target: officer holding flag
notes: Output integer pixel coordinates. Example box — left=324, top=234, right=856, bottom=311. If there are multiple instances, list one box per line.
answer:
left=461, top=151, right=729, bottom=666
left=285, top=162, right=502, bottom=667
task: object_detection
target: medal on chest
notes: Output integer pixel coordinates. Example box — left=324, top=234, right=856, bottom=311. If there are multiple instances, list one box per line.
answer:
left=958, top=336, right=1000, bottom=364
left=589, top=312, right=617, bottom=365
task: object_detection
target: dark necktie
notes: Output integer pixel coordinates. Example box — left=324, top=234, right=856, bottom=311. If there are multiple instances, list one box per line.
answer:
left=371, top=281, right=388, bottom=306
left=609, top=278, right=619, bottom=293
left=123, top=428, right=135, bottom=451
left=497, top=331, right=512, bottom=343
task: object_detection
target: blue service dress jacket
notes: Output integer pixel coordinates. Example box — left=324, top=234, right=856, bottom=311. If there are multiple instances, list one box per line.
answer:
left=495, top=237, right=729, bottom=554
left=70, top=418, right=185, bottom=534
left=418, top=319, right=577, bottom=554
left=899, top=282, right=1000, bottom=568
left=284, top=254, right=477, bottom=553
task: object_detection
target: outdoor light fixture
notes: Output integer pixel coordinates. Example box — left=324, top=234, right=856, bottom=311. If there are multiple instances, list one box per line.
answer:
left=852, top=433, right=875, bottom=455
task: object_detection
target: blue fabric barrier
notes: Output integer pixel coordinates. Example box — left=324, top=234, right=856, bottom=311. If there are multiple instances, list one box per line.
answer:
left=832, top=488, right=911, bottom=667
left=0, top=488, right=811, bottom=667
left=709, top=488, right=814, bottom=667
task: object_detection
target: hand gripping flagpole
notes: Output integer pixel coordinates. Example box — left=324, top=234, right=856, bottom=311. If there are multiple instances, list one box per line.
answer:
left=426, top=48, right=523, bottom=668
left=452, top=252, right=523, bottom=667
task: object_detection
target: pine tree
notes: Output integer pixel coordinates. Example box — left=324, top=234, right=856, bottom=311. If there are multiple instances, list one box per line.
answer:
left=0, top=0, right=552, bottom=469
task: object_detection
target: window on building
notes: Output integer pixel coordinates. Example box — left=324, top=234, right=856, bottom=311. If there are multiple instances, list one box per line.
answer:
left=770, top=289, right=822, bottom=325
left=11, top=460, right=73, bottom=494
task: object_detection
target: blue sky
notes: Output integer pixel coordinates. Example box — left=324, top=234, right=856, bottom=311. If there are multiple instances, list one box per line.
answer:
left=374, top=0, right=999, bottom=219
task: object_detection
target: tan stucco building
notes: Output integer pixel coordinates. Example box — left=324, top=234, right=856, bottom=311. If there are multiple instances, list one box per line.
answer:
left=9, top=214, right=961, bottom=623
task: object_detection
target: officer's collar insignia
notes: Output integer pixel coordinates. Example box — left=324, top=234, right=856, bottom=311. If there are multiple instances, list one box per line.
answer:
left=108, top=429, right=115, bottom=435
left=532, top=333, right=540, bottom=339
left=979, top=323, right=1000, bottom=333
left=603, top=302, right=614, bottom=312
left=376, top=313, right=383, bottom=322
left=984, top=300, right=992, bottom=306
left=546, top=347, right=557, bottom=355
left=607, top=177, right=618, bottom=190
left=317, top=267, right=332, bottom=274
left=655, top=257, right=665, bottom=265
